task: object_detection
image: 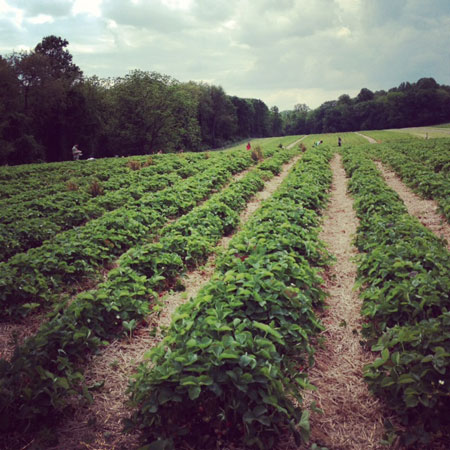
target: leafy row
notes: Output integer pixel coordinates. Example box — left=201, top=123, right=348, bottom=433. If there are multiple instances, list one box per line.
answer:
left=342, top=147, right=450, bottom=446
left=0, top=155, right=130, bottom=201
left=0, top=155, right=221, bottom=261
left=0, top=147, right=299, bottom=433
left=0, top=154, right=209, bottom=224
left=0, top=150, right=253, bottom=319
left=0, top=151, right=209, bottom=208
left=387, top=139, right=450, bottom=174
left=368, top=140, right=450, bottom=220
left=125, top=146, right=333, bottom=449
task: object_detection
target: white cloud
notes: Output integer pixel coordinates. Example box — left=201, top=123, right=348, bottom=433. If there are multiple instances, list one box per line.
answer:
left=337, top=26, right=351, bottom=37
left=72, top=0, right=103, bottom=17
left=161, top=0, right=193, bottom=10
left=27, top=14, right=54, bottom=25
left=0, top=0, right=25, bottom=28
left=13, top=0, right=73, bottom=18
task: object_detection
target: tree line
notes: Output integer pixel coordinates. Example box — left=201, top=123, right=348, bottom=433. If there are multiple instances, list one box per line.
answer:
left=1, top=35, right=449, bottom=165
left=282, top=79, right=450, bottom=136
left=0, top=36, right=276, bottom=165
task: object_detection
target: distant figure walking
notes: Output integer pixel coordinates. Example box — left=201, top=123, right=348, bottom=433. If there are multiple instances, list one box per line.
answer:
left=338, top=137, right=342, bottom=147
left=246, top=141, right=251, bottom=150
left=72, top=144, right=82, bottom=160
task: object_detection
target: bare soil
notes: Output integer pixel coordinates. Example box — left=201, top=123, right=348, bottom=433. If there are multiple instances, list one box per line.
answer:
left=33, top=154, right=303, bottom=450
left=375, top=161, right=450, bottom=250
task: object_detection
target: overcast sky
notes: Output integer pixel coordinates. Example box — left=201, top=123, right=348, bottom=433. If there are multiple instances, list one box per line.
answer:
left=1, top=0, right=449, bottom=110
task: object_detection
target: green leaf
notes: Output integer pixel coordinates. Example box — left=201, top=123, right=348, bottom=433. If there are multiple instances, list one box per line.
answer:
left=219, top=352, right=239, bottom=360
left=298, top=410, right=310, bottom=442
left=188, top=386, right=201, bottom=400
left=252, top=321, right=284, bottom=343
left=398, top=374, right=415, bottom=384
left=56, top=377, right=70, bottom=390
left=253, top=404, right=267, bottom=417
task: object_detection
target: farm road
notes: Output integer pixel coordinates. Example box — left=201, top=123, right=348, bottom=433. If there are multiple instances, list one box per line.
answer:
left=287, top=135, right=307, bottom=149
left=375, top=161, right=450, bottom=250
left=354, top=132, right=377, bottom=143
left=46, top=153, right=303, bottom=450
left=299, top=153, right=389, bottom=450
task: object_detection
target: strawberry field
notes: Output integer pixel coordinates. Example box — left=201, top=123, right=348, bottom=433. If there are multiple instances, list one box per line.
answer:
left=0, top=134, right=449, bottom=449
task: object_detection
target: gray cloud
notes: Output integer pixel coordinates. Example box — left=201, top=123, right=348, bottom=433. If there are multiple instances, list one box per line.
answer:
left=101, top=0, right=193, bottom=33
left=190, top=0, right=235, bottom=24
left=14, top=0, right=73, bottom=17
left=0, top=0, right=449, bottom=110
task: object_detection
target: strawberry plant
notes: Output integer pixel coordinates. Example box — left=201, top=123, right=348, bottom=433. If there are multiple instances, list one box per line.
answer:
left=367, top=140, right=450, bottom=221
left=342, top=146, right=450, bottom=445
left=0, top=151, right=257, bottom=318
left=0, top=147, right=299, bottom=433
left=0, top=154, right=224, bottom=261
left=125, top=146, right=333, bottom=449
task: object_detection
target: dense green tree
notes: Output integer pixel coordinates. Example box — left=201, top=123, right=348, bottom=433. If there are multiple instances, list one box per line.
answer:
left=270, top=105, right=283, bottom=136
left=196, top=84, right=237, bottom=147
left=0, top=56, right=21, bottom=163
left=250, top=99, right=271, bottom=137
left=284, top=77, right=450, bottom=134
left=294, top=103, right=311, bottom=113
left=34, top=36, right=83, bottom=82
left=356, top=87, right=375, bottom=103
left=337, top=94, right=351, bottom=105
left=281, top=103, right=310, bottom=135
left=230, top=96, right=254, bottom=138
left=6, top=36, right=83, bottom=162
left=106, top=70, right=201, bottom=155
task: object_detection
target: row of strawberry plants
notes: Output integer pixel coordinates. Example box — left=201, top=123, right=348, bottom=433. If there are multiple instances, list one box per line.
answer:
left=0, top=152, right=210, bottom=224
left=0, top=173, right=178, bottom=262
left=0, top=151, right=254, bottom=319
left=125, top=146, right=333, bottom=449
left=0, top=156, right=220, bottom=262
left=342, top=147, right=450, bottom=446
left=0, top=147, right=298, bottom=433
left=0, top=152, right=208, bottom=207
left=0, top=155, right=132, bottom=201
left=368, top=141, right=450, bottom=220
left=385, top=139, right=450, bottom=174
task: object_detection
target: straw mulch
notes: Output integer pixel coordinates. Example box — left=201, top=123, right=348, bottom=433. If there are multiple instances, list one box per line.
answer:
left=375, top=161, right=450, bottom=250
left=293, top=154, right=396, bottom=450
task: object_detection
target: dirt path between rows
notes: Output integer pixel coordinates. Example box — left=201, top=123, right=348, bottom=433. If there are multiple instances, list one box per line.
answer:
left=354, top=132, right=377, bottom=144
left=300, top=154, right=390, bottom=450
left=375, top=161, right=450, bottom=250
left=40, top=154, right=303, bottom=450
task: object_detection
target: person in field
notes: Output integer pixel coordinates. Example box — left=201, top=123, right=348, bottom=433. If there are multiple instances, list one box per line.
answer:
left=338, top=137, right=342, bottom=147
left=72, top=144, right=82, bottom=160
left=246, top=141, right=251, bottom=150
